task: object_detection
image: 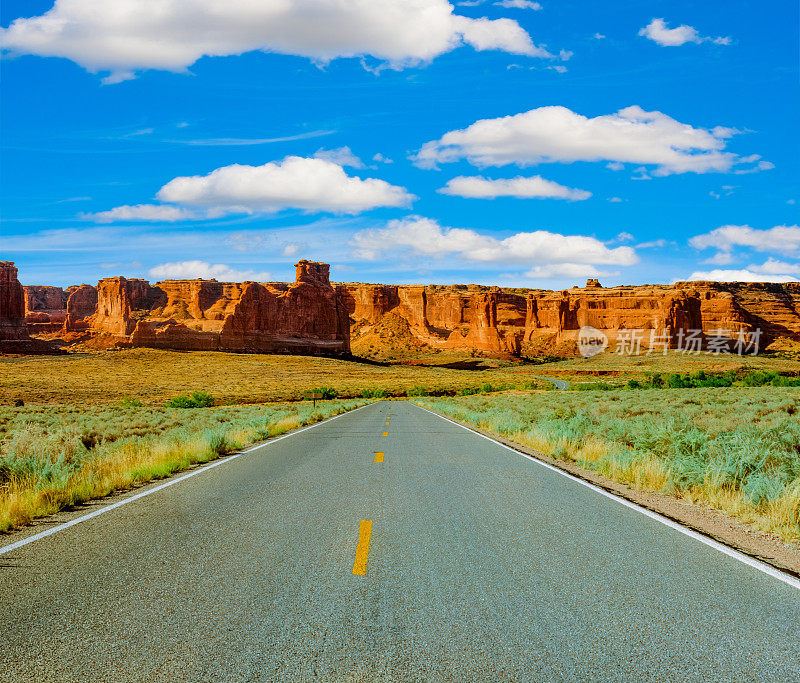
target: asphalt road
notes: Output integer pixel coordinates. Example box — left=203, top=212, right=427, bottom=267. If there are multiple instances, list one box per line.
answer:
left=2, top=401, right=799, bottom=681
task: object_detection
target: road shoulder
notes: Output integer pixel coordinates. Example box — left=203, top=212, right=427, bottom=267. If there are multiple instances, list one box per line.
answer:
left=416, top=404, right=800, bottom=578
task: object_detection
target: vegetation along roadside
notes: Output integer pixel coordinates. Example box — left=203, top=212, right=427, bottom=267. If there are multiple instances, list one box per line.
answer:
left=415, top=389, right=800, bottom=544
left=0, top=397, right=371, bottom=532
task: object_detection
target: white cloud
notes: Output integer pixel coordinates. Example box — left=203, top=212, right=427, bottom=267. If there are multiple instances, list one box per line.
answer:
left=703, top=251, right=736, bottom=266
left=686, top=269, right=798, bottom=283
left=593, top=33, right=606, bottom=40
left=88, top=204, right=198, bottom=223
left=313, top=146, right=364, bottom=168
left=1, top=0, right=553, bottom=82
left=372, top=153, right=393, bottom=164
left=128, top=156, right=411, bottom=217
left=438, top=174, right=591, bottom=200
left=637, top=239, right=671, bottom=249
left=524, top=264, right=617, bottom=279
left=414, top=105, right=763, bottom=175
left=733, top=160, right=774, bottom=174
left=748, top=258, right=800, bottom=276
left=638, top=18, right=730, bottom=47
left=350, top=216, right=638, bottom=273
left=690, top=225, right=800, bottom=258
left=149, top=260, right=272, bottom=282
left=494, top=1, right=542, bottom=9
left=607, top=196, right=623, bottom=203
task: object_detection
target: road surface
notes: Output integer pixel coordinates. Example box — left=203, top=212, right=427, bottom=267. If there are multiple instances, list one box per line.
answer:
left=537, top=375, right=570, bottom=390
left=2, top=401, right=799, bottom=681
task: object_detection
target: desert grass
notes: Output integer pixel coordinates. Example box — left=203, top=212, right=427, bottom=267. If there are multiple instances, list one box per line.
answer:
left=0, top=349, right=547, bottom=405
left=416, top=388, right=800, bottom=543
left=2, top=349, right=799, bottom=405
left=542, top=348, right=800, bottom=378
left=0, top=398, right=369, bottom=532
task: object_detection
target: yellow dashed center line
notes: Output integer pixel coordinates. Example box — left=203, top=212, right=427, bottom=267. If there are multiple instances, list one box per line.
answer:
left=374, top=451, right=384, bottom=463
left=382, top=431, right=388, bottom=436
left=352, top=520, right=373, bottom=575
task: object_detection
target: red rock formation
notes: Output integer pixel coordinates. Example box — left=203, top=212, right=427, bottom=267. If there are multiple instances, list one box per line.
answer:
left=23, top=285, right=69, bottom=331
left=24, top=285, right=67, bottom=315
left=0, top=262, right=28, bottom=341
left=16, top=261, right=800, bottom=359
left=81, top=261, right=350, bottom=356
left=63, top=284, right=98, bottom=332
left=343, top=280, right=800, bottom=357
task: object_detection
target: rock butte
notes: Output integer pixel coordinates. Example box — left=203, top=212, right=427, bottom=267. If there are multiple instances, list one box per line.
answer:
left=0, top=262, right=28, bottom=342
left=2, top=259, right=800, bottom=357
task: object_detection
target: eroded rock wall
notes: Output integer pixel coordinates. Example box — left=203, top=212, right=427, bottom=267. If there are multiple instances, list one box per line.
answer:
left=64, top=284, right=98, bottom=332
left=0, top=262, right=28, bottom=341
left=84, top=260, right=350, bottom=355
left=343, top=280, right=800, bottom=356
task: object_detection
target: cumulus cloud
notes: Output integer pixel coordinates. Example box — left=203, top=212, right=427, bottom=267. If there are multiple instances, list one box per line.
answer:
left=0, top=0, right=553, bottom=82
left=88, top=204, right=198, bottom=223
left=350, top=216, right=638, bottom=278
left=157, top=156, right=413, bottom=214
left=749, top=258, right=800, bottom=276
left=414, top=105, right=764, bottom=175
left=689, top=225, right=800, bottom=260
left=685, top=268, right=798, bottom=284
left=524, top=264, right=617, bottom=279
left=93, top=156, right=413, bottom=221
left=313, top=146, right=364, bottom=168
left=639, top=18, right=730, bottom=47
left=438, top=174, right=591, bottom=200
left=149, top=260, right=272, bottom=282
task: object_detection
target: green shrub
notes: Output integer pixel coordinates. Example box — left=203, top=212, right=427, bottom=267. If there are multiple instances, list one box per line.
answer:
left=166, top=390, right=215, bottom=409
left=406, top=385, right=428, bottom=397
left=117, top=398, right=142, bottom=408
left=308, top=386, right=338, bottom=400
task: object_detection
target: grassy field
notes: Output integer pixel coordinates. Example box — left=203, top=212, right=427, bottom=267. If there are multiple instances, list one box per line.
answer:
left=3, top=348, right=800, bottom=536
left=3, top=348, right=800, bottom=405
left=0, top=349, right=551, bottom=405
left=541, top=349, right=800, bottom=378
left=0, top=398, right=370, bottom=532
left=416, top=389, right=800, bottom=543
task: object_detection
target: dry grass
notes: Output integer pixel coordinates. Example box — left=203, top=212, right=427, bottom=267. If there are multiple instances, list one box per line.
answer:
left=0, top=398, right=370, bottom=532
left=3, top=348, right=799, bottom=405
left=417, top=389, right=800, bottom=543
left=0, top=349, right=540, bottom=405
left=541, top=349, right=800, bottom=379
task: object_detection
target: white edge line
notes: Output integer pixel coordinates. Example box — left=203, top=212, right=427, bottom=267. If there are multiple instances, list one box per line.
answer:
left=413, top=403, right=800, bottom=592
left=0, top=402, right=374, bottom=558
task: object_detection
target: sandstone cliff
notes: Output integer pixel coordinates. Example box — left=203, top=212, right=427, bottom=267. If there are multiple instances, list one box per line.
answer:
left=24, top=285, right=71, bottom=331
left=342, top=279, right=800, bottom=357
left=10, top=258, right=800, bottom=360
left=63, top=284, right=98, bottom=332
left=82, top=260, right=350, bottom=355
left=0, top=262, right=28, bottom=341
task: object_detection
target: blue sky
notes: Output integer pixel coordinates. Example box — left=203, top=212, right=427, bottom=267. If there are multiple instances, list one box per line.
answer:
left=1, top=0, right=798, bottom=288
